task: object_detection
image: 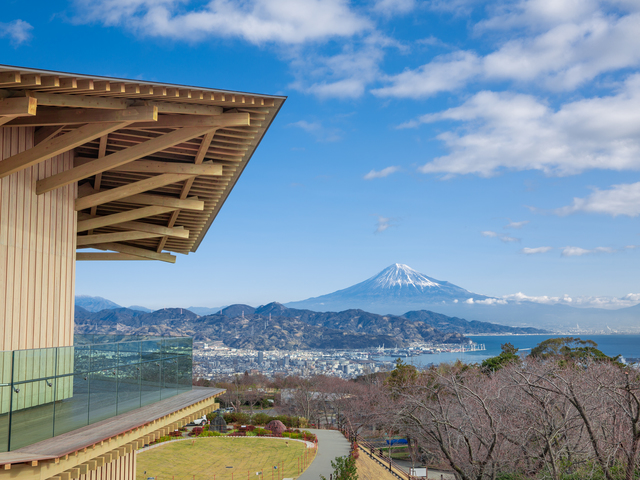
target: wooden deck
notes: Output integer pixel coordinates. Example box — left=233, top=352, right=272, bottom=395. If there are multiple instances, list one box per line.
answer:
left=0, top=387, right=223, bottom=465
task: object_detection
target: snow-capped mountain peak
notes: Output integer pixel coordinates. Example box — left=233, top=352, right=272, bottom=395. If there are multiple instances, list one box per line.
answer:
left=286, top=263, right=491, bottom=313
left=372, top=264, right=440, bottom=289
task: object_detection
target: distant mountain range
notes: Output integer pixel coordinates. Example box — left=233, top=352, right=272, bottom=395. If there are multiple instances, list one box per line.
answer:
left=74, top=301, right=546, bottom=350
left=75, top=295, right=123, bottom=312
left=74, top=296, right=222, bottom=316
left=286, top=264, right=640, bottom=331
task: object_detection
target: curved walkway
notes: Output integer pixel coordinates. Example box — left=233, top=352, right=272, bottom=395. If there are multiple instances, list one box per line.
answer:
left=297, top=429, right=350, bottom=480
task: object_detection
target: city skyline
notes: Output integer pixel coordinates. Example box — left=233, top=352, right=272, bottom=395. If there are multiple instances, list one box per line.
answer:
left=3, top=0, right=639, bottom=309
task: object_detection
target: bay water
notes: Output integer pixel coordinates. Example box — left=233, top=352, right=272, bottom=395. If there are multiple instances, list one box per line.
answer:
left=374, top=334, right=640, bottom=367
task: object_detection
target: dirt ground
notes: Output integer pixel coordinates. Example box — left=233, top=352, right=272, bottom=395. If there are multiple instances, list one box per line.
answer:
left=355, top=453, right=400, bottom=480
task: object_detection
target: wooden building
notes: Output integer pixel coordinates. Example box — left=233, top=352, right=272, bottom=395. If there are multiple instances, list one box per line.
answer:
left=0, top=65, right=285, bottom=479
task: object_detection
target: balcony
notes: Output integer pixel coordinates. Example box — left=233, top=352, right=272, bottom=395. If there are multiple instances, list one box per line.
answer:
left=0, top=335, right=192, bottom=451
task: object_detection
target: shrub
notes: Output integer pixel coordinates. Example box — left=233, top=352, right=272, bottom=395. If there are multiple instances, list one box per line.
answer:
left=350, top=442, right=359, bottom=459
left=251, top=412, right=271, bottom=426
left=253, top=427, right=269, bottom=436
left=198, top=430, right=222, bottom=437
left=189, top=427, right=204, bottom=437
left=320, top=455, right=358, bottom=480
left=224, top=412, right=251, bottom=424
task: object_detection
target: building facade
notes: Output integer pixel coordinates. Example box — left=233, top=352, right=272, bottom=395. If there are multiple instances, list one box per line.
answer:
left=0, top=65, right=284, bottom=479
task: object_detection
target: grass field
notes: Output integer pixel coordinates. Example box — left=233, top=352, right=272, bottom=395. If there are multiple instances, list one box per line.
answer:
left=136, top=438, right=315, bottom=480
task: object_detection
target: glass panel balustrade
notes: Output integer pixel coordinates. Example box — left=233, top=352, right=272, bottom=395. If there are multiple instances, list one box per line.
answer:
left=0, top=335, right=192, bottom=452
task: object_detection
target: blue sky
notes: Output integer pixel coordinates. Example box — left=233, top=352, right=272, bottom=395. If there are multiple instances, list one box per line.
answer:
left=3, top=0, right=640, bottom=310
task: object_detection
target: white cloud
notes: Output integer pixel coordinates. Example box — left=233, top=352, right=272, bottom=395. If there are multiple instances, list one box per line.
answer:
left=555, top=182, right=640, bottom=217
left=372, top=51, right=481, bottom=98
left=73, top=0, right=371, bottom=44
left=364, top=166, right=400, bottom=180
left=476, top=298, right=508, bottom=305
left=503, top=291, right=640, bottom=309
left=373, top=0, right=416, bottom=15
left=505, top=220, right=529, bottom=229
left=0, top=20, right=33, bottom=46
left=500, top=235, right=520, bottom=243
left=561, top=246, right=615, bottom=257
left=482, top=230, right=520, bottom=242
left=374, top=215, right=397, bottom=233
left=288, top=120, right=321, bottom=132
left=375, top=1, right=640, bottom=97
left=413, top=75, right=640, bottom=176
left=521, top=246, right=552, bottom=254
left=288, top=120, right=341, bottom=142
left=289, top=36, right=388, bottom=99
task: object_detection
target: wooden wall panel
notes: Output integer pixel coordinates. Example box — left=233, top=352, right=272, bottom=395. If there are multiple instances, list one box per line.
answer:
left=0, top=126, right=77, bottom=352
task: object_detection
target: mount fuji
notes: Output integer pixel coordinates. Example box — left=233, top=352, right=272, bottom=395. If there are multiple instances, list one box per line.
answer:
left=286, top=264, right=493, bottom=312
left=285, top=264, right=640, bottom=331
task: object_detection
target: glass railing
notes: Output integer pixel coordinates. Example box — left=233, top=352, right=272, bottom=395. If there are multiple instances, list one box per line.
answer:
left=0, top=336, right=192, bottom=452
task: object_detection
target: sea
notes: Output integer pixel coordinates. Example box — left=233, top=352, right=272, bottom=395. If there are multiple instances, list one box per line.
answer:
left=373, top=334, right=640, bottom=367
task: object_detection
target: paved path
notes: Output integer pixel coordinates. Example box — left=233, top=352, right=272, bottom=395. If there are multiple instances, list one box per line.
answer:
left=297, top=429, right=350, bottom=480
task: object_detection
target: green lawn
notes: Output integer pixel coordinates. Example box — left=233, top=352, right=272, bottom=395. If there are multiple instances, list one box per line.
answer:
left=137, top=438, right=315, bottom=480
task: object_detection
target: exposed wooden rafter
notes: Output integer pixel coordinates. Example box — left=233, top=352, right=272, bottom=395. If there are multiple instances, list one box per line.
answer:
left=0, top=122, right=129, bottom=178
left=37, top=125, right=214, bottom=194
left=0, top=64, right=284, bottom=262
left=77, top=206, right=179, bottom=232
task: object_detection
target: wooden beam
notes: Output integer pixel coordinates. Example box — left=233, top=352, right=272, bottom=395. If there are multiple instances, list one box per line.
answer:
left=77, top=206, right=178, bottom=232
left=0, top=71, right=20, bottom=86
left=26, top=91, right=130, bottom=109
left=77, top=184, right=204, bottom=210
left=6, top=105, right=157, bottom=126
left=0, top=122, right=129, bottom=179
left=118, top=221, right=189, bottom=238
left=120, top=193, right=204, bottom=210
left=37, top=125, right=215, bottom=194
left=34, top=125, right=64, bottom=145
left=0, top=96, right=37, bottom=116
left=89, top=134, right=109, bottom=219
left=74, top=157, right=222, bottom=175
left=132, top=112, right=250, bottom=129
left=137, top=101, right=223, bottom=116
left=76, top=214, right=190, bottom=238
left=89, top=243, right=176, bottom=263
left=77, top=231, right=163, bottom=246
left=76, top=252, right=153, bottom=258
left=75, top=173, right=196, bottom=210
left=156, top=130, right=215, bottom=253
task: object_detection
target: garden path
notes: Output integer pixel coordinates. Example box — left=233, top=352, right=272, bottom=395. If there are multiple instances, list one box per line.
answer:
left=296, top=429, right=350, bottom=480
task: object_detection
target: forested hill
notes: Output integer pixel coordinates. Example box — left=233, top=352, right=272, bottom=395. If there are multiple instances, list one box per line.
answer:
left=253, top=302, right=547, bottom=335
left=74, top=302, right=544, bottom=350
left=74, top=306, right=440, bottom=349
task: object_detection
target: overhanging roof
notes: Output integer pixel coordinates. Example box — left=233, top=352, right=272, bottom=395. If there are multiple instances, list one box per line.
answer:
left=0, top=65, right=286, bottom=263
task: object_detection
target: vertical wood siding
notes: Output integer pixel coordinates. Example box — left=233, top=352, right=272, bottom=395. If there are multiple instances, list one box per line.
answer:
left=78, top=451, right=137, bottom=480
left=0, top=126, right=77, bottom=352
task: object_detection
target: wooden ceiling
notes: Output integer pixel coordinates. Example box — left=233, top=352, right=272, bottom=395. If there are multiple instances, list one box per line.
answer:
left=0, top=65, right=285, bottom=263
